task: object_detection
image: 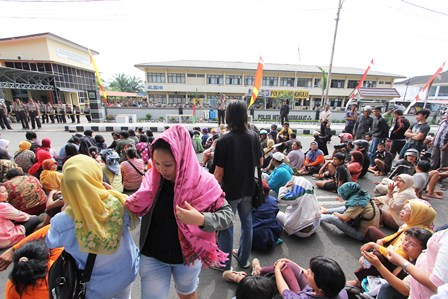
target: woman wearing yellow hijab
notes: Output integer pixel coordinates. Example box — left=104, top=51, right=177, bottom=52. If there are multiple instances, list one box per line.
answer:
left=347, top=199, right=436, bottom=287
left=45, top=155, right=140, bottom=298
left=12, top=141, right=35, bottom=173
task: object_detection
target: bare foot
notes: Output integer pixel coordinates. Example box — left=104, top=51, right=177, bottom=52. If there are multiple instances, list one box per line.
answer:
left=320, top=207, right=329, bottom=214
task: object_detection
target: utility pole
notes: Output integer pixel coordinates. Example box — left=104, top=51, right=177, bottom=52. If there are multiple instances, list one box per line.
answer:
left=324, top=0, right=344, bottom=106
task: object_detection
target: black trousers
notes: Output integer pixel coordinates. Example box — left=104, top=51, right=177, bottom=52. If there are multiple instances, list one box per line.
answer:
left=17, top=111, right=29, bottom=129
left=218, top=110, right=225, bottom=125
left=29, top=111, right=42, bottom=129
left=0, top=114, right=12, bottom=129
left=280, top=114, right=288, bottom=125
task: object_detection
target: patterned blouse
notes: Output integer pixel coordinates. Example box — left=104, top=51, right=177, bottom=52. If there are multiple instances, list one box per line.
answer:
left=4, top=175, right=47, bottom=212
left=13, top=150, right=36, bottom=173
left=0, top=159, right=18, bottom=182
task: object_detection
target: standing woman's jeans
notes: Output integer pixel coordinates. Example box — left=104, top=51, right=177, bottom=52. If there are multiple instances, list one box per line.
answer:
left=218, top=196, right=253, bottom=269
left=140, top=255, right=202, bottom=299
left=320, top=206, right=365, bottom=241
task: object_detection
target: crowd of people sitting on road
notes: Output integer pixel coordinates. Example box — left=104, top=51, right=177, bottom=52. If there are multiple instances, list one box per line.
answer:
left=0, top=100, right=447, bottom=299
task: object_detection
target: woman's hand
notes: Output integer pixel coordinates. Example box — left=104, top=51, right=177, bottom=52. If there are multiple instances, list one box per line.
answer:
left=274, top=258, right=287, bottom=271
left=336, top=196, right=344, bottom=203
left=386, top=249, right=407, bottom=266
left=361, top=249, right=382, bottom=268
left=388, top=182, right=395, bottom=193
left=360, top=242, right=377, bottom=252
left=102, top=182, right=113, bottom=190
left=0, top=248, right=14, bottom=271
left=376, top=238, right=385, bottom=246
left=175, top=201, right=205, bottom=226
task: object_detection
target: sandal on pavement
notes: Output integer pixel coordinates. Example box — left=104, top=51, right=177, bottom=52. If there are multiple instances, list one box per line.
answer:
left=251, top=258, right=262, bottom=276
left=222, top=270, right=247, bottom=283
left=232, top=249, right=250, bottom=269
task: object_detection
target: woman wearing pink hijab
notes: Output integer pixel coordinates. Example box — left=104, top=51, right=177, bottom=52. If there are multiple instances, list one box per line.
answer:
left=126, top=125, right=233, bottom=299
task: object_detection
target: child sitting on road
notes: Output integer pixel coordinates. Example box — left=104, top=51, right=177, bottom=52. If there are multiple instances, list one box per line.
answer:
left=315, top=153, right=351, bottom=192
left=223, top=256, right=347, bottom=299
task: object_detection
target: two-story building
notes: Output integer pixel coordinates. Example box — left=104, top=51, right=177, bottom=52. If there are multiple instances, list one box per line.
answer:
left=135, top=60, right=404, bottom=112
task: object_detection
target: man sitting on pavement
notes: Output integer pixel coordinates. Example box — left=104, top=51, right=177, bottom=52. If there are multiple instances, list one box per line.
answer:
left=276, top=122, right=293, bottom=143
left=315, top=153, right=351, bottom=193
left=262, top=152, right=293, bottom=198
left=368, top=141, right=393, bottom=176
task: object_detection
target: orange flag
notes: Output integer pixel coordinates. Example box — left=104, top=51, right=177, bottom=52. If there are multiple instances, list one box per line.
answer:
left=248, top=57, right=264, bottom=109
left=88, top=49, right=108, bottom=105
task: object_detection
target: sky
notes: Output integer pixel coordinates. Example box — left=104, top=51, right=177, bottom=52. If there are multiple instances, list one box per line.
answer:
left=1, top=0, right=448, bottom=83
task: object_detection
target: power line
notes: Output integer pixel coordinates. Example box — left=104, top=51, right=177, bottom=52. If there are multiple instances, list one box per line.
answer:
left=401, top=0, right=448, bottom=17
left=0, top=0, right=117, bottom=2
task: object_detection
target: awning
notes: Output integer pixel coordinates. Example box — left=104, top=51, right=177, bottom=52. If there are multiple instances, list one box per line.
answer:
left=56, top=87, right=83, bottom=93
left=0, top=66, right=54, bottom=90
left=350, top=87, right=401, bottom=99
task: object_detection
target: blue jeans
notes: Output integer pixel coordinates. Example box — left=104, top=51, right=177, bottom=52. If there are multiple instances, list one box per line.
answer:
left=369, top=137, right=385, bottom=166
left=218, top=196, right=253, bottom=269
left=320, top=206, right=365, bottom=241
left=139, top=255, right=202, bottom=299
left=377, top=283, right=407, bottom=299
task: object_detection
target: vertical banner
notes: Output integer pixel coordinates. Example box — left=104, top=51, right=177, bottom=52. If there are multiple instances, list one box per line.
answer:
left=248, top=57, right=264, bottom=109
left=349, top=59, right=374, bottom=100
left=88, top=49, right=108, bottom=105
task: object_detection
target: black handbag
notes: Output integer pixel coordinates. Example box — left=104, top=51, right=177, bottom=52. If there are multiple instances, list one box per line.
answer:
left=48, top=250, right=97, bottom=299
left=252, top=166, right=265, bottom=208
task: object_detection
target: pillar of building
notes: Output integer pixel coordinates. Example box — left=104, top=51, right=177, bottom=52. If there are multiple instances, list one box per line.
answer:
left=88, top=90, right=105, bottom=122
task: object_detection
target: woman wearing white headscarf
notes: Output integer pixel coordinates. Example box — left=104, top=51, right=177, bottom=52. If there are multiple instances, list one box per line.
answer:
left=373, top=174, right=418, bottom=230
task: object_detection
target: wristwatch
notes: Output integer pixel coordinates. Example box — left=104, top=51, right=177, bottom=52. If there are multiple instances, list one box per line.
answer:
left=402, top=261, right=411, bottom=274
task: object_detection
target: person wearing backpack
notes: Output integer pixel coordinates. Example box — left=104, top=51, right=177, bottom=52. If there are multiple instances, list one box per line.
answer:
left=45, top=155, right=140, bottom=299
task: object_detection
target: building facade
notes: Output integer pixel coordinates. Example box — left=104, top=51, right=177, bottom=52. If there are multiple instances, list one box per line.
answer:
left=135, top=60, right=404, bottom=111
left=0, top=33, right=98, bottom=109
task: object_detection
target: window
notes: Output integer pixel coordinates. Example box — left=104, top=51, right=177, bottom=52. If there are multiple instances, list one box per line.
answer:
left=429, top=86, right=437, bottom=96
left=280, top=77, right=295, bottom=87
left=147, top=73, right=165, bottom=83
left=226, top=75, right=242, bottom=85
left=438, top=86, right=448, bottom=96
left=297, top=78, right=312, bottom=87
left=207, top=74, right=223, bottom=85
left=167, top=73, right=185, bottom=83
left=378, top=81, right=385, bottom=85
left=330, top=79, right=345, bottom=88
left=245, top=76, right=255, bottom=86
left=168, top=94, right=186, bottom=104
left=363, top=81, right=376, bottom=87
left=347, top=80, right=359, bottom=89
left=150, top=94, right=165, bottom=104
left=187, top=73, right=205, bottom=78
left=262, top=76, right=278, bottom=87
left=314, top=78, right=322, bottom=88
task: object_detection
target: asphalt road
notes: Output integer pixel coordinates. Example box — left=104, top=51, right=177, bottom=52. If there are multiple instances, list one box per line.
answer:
left=0, top=121, right=446, bottom=298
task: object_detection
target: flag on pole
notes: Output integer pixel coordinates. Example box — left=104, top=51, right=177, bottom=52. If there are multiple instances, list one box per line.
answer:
left=248, top=57, right=264, bottom=109
left=404, top=61, right=445, bottom=114
left=88, top=49, right=108, bottom=105
left=349, top=59, right=374, bottom=100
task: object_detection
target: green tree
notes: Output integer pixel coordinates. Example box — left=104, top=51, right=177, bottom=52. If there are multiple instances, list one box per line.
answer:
left=108, top=73, right=143, bottom=93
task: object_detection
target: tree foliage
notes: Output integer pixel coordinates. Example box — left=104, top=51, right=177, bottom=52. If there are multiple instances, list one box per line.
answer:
left=107, top=73, right=143, bottom=93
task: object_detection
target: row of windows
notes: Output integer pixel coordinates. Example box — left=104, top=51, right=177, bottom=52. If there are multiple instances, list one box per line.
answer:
left=146, top=72, right=378, bottom=88
left=429, top=85, right=448, bottom=97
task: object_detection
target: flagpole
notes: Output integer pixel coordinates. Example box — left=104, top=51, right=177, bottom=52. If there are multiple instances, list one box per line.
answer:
left=324, top=0, right=344, bottom=106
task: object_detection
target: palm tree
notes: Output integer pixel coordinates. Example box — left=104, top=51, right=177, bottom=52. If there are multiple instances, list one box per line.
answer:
left=317, top=66, right=328, bottom=107
left=108, top=73, right=143, bottom=93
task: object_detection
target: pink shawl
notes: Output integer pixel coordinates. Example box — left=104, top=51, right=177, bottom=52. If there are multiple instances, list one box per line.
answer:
left=126, top=125, right=227, bottom=267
